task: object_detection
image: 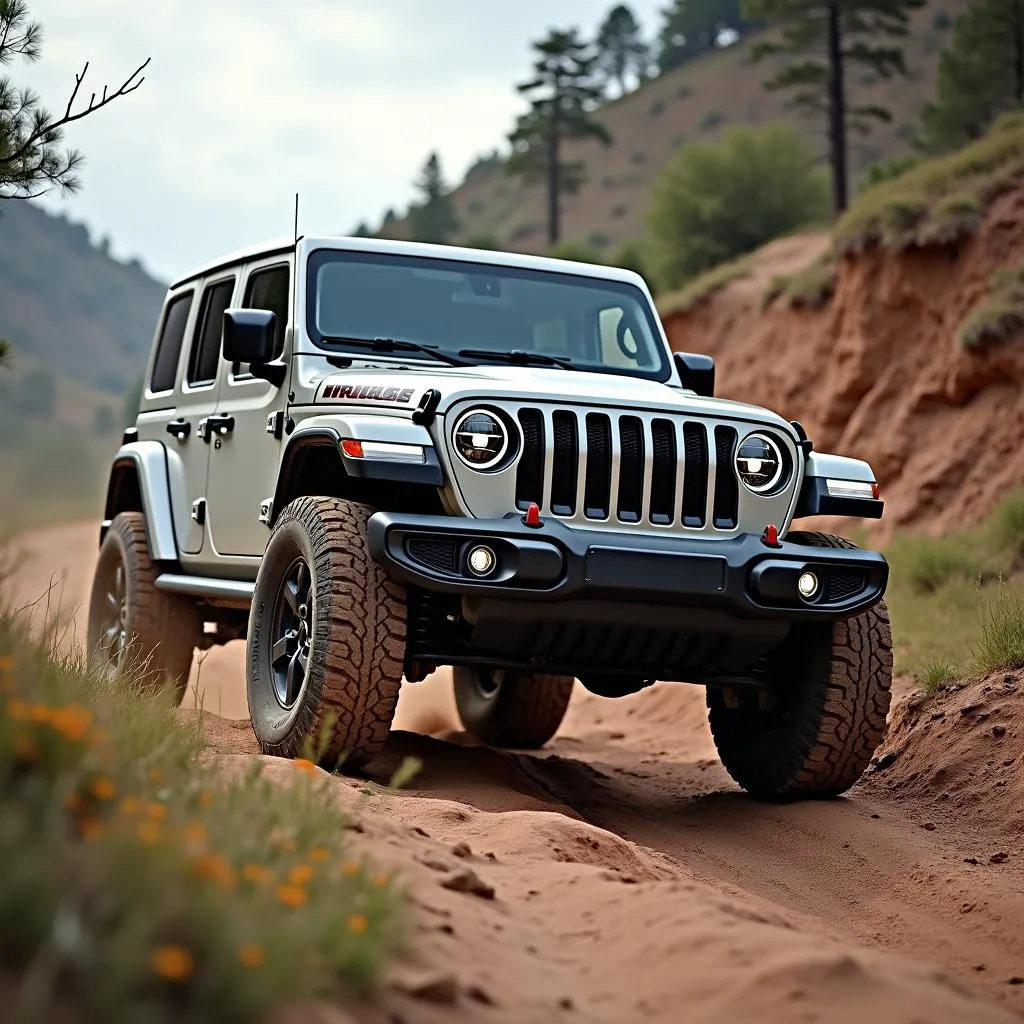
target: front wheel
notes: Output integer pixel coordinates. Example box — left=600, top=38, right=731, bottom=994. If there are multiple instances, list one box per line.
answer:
left=707, top=532, right=893, bottom=800
left=246, top=496, right=407, bottom=769
left=453, top=667, right=574, bottom=749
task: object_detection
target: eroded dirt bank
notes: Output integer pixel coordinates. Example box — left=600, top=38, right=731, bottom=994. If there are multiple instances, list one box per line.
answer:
left=661, top=188, right=1024, bottom=540
left=10, top=522, right=1024, bottom=1023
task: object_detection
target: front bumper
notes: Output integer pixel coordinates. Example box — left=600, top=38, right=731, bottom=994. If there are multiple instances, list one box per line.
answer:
left=366, top=512, right=888, bottom=622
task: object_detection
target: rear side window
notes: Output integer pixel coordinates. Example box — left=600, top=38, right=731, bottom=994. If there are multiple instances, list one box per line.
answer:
left=244, top=264, right=290, bottom=361
left=149, top=291, right=193, bottom=394
left=187, top=277, right=236, bottom=386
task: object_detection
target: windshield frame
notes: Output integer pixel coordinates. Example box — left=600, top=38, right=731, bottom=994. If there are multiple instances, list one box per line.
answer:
left=304, top=246, right=672, bottom=383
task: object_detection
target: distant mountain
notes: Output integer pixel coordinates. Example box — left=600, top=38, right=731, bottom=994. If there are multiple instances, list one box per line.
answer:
left=0, top=200, right=167, bottom=394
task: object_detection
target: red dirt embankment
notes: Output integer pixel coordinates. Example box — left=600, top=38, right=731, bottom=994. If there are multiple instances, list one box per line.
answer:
left=661, top=188, right=1024, bottom=540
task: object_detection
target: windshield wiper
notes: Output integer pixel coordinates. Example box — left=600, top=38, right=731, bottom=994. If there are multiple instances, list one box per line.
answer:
left=320, top=335, right=469, bottom=367
left=459, top=348, right=574, bottom=369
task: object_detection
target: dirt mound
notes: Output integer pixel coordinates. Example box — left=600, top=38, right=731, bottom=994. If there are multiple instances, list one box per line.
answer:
left=661, top=188, right=1024, bottom=540
left=869, top=670, right=1024, bottom=844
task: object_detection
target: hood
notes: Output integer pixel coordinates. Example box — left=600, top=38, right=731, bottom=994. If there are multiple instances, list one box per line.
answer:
left=306, top=360, right=794, bottom=431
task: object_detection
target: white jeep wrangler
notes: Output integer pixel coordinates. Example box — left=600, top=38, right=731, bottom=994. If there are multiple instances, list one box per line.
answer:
left=88, top=235, right=892, bottom=799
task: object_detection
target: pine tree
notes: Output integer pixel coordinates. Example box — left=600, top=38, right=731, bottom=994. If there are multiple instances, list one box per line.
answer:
left=744, top=0, right=925, bottom=214
left=918, top=0, right=1024, bottom=153
left=507, top=28, right=612, bottom=247
left=595, top=5, right=650, bottom=95
left=408, top=152, right=459, bottom=244
left=657, top=0, right=753, bottom=73
left=0, top=0, right=148, bottom=205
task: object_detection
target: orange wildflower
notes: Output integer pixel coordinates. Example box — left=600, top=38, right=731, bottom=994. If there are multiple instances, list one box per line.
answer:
left=372, top=873, right=389, bottom=888
left=147, top=802, right=167, bottom=821
left=238, top=943, right=265, bottom=969
left=0, top=655, right=13, bottom=674
left=90, top=777, right=116, bottom=800
left=275, top=884, right=308, bottom=908
left=192, top=852, right=236, bottom=891
left=12, top=736, right=36, bottom=762
left=137, top=821, right=162, bottom=846
left=150, top=944, right=193, bottom=981
left=197, top=790, right=213, bottom=808
left=80, top=818, right=104, bottom=842
left=149, top=768, right=163, bottom=783
left=293, top=758, right=318, bottom=775
left=30, top=703, right=51, bottom=724
left=310, top=846, right=329, bottom=863
left=49, top=705, right=92, bottom=741
left=348, top=913, right=368, bottom=935
left=6, top=698, right=28, bottom=721
left=120, top=795, right=143, bottom=816
left=288, top=864, right=314, bottom=886
left=242, top=863, right=272, bottom=885
left=340, top=861, right=360, bottom=877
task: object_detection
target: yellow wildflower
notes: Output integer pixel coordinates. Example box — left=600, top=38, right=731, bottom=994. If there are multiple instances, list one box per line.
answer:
left=150, top=945, right=193, bottom=981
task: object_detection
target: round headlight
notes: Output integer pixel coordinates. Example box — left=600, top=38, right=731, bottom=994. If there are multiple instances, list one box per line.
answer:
left=452, top=408, right=508, bottom=470
left=735, top=432, right=784, bottom=493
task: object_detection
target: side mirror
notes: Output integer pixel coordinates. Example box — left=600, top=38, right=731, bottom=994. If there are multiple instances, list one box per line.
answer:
left=223, top=308, right=277, bottom=365
left=673, top=351, right=715, bottom=398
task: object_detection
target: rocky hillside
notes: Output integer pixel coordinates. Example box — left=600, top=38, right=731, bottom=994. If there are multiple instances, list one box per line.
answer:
left=384, top=0, right=969, bottom=255
left=0, top=200, right=166, bottom=395
left=659, top=121, right=1024, bottom=539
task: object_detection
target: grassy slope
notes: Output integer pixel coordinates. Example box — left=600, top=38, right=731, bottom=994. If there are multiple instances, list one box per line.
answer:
left=0, top=200, right=166, bottom=395
left=0, top=589, right=406, bottom=1021
left=383, top=0, right=969, bottom=256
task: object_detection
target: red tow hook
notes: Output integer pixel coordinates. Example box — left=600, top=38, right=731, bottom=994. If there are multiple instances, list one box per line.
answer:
left=522, top=502, right=543, bottom=528
left=761, top=523, right=781, bottom=548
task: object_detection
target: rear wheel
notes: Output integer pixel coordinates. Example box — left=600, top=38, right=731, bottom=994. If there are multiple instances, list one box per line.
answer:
left=86, top=512, right=197, bottom=702
left=246, top=496, right=407, bottom=769
left=453, top=667, right=574, bottom=749
left=707, top=531, right=893, bottom=800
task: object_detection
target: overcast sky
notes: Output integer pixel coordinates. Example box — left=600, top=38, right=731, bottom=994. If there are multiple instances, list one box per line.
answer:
left=15, top=0, right=664, bottom=283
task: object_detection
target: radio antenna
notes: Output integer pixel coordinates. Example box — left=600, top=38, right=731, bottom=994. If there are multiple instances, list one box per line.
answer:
left=293, top=193, right=299, bottom=245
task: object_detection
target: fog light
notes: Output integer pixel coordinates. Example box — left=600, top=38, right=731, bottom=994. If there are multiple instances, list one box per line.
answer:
left=797, top=571, right=819, bottom=599
left=467, top=545, right=496, bottom=577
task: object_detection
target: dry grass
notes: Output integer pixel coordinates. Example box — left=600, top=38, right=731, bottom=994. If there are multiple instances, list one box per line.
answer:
left=834, top=113, right=1024, bottom=254
left=973, top=584, right=1024, bottom=673
left=656, top=255, right=751, bottom=316
left=955, top=263, right=1024, bottom=351
left=0, top=586, right=406, bottom=1022
left=762, top=250, right=837, bottom=310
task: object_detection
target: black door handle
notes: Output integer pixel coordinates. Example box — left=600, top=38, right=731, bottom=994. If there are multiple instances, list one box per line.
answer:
left=198, top=414, right=235, bottom=443
left=166, top=418, right=190, bottom=439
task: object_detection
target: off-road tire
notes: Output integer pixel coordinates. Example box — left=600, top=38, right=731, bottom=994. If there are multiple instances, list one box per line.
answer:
left=86, top=511, right=197, bottom=702
left=707, top=531, right=893, bottom=800
left=246, top=496, right=406, bottom=769
left=453, top=667, right=574, bottom=749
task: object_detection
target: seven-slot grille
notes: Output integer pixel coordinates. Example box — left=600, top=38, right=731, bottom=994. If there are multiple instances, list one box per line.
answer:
left=514, top=407, right=741, bottom=530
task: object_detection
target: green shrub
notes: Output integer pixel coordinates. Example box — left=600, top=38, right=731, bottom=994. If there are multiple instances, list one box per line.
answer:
left=657, top=256, right=751, bottom=315
left=955, top=262, right=1024, bottom=350
left=992, top=489, right=1024, bottom=556
left=919, top=657, right=960, bottom=693
left=972, top=584, right=1024, bottom=672
left=647, top=121, right=829, bottom=291
left=889, top=533, right=982, bottom=593
left=0, top=605, right=404, bottom=1021
left=611, top=242, right=651, bottom=285
left=763, top=250, right=837, bottom=310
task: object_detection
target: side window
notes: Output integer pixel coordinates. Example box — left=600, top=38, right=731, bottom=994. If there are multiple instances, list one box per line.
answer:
left=186, top=277, right=236, bottom=387
left=236, top=263, right=290, bottom=376
left=149, top=291, right=193, bottom=394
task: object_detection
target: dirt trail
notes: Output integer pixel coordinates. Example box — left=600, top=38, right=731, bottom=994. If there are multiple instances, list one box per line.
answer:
left=9, top=522, right=1024, bottom=1023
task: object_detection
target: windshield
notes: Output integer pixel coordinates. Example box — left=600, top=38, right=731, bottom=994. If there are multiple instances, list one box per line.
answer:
left=305, top=248, right=671, bottom=381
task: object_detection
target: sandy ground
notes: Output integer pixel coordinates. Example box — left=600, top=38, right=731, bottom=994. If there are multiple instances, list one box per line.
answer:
left=8, top=521, right=1024, bottom=1023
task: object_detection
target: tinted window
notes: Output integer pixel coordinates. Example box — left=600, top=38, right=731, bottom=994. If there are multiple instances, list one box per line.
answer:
left=306, top=250, right=668, bottom=382
left=242, top=264, right=290, bottom=365
left=150, top=291, right=193, bottom=393
left=187, top=277, right=236, bottom=386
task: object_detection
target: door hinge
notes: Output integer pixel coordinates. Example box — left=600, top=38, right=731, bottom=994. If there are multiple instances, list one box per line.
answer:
left=191, top=498, right=207, bottom=525
left=266, top=410, right=285, bottom=440
left=258, top=498, right=273, bottom=526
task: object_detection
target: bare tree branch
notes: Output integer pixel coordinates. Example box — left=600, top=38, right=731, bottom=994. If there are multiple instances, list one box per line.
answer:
left=0, top=56, right=150, bottom=168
